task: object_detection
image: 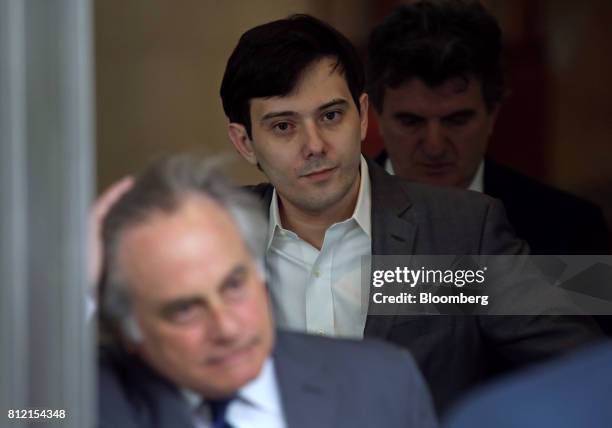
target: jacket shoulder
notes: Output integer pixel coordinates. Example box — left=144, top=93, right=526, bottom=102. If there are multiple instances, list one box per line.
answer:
left=486, top=161, right=602, bottom=217
left=243, top=182, right=273, bottom=198
left=276, top=330, right=420, bottom=376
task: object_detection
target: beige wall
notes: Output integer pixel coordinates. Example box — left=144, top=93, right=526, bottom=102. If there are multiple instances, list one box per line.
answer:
left=95, top=0, right=369, bottom=191
left=550, top=0, right=612, bottom=192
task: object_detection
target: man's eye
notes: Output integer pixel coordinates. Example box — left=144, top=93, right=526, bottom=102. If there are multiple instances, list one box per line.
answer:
left=224, top=277, right=246, bottom=295
left=443, top=113, right=474, bottom=126
left=398, top=116, right=423, bottom=127
left=168, top=304, right=201, bottom=324
left=271, top=122, right=294, bottom=134
left=321, top=110, right=342, bottom=123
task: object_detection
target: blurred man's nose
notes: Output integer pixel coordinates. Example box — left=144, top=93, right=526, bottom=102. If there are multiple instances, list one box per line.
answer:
left=209, top=303, right=240, bottom=342
left=421, top=121, right=447, bottom=159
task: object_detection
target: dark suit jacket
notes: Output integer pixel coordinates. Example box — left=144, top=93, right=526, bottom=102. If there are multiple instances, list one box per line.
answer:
left=249, top=159, right=603, bottom=413
left=484, top=159, right=609, bottom=255
left=444, top=342, right=612, bottom=428
left=98, top=331, right=437, bottom=428
left=375, top=152, right=610, bottom=254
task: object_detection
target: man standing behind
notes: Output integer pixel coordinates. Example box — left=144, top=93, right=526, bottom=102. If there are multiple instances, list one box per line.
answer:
left=219, top=14, right=602, bottom=412
left=368, top=0, right=609, bottom=255
left=98, top=155, right=437, bottom=428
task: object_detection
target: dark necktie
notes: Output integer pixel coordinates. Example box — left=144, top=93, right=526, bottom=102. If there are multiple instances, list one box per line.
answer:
left=208, top=397, right=234, bottom=428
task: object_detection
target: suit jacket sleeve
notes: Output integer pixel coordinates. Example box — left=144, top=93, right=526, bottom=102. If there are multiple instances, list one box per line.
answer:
left=477, top=198, right=603, bottom=369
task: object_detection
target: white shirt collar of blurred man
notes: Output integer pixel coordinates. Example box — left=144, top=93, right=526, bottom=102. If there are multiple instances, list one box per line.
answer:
left=181, top=358, right=286, bottom=428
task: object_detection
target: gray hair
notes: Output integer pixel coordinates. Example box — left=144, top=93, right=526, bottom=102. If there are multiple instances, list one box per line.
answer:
left=100, top=154, right=268, bottom=340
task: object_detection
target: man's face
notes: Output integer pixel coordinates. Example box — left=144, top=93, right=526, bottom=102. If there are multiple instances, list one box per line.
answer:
left=376, top=77, right=498, bottom=188
left=117, top=196, right=274, bottom=398
left=231, top=57, right=368, bottom=215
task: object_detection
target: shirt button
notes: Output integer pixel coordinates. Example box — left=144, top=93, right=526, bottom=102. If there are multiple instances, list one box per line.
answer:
left=313, top=270, right=320, bottom=278
left=317, top=330, right=325, bottom=335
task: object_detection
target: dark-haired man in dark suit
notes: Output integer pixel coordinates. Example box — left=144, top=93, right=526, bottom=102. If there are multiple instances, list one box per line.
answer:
left=367, top=0, right=609, bottom=256
left=219, top=13, right=603, bottom=413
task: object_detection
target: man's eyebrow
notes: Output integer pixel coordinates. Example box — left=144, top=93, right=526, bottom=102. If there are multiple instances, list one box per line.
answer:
left=160, top=296, right=202, bottom=315
left=441, top=109, right=476, bottom=120
left=317, top=98, right=349, bottom=112
left=394, top=112, right=425, bottom=120
left=259, top=99, right=350, bottom=123
left=219, top=264, right=247, bottom=288
left=260, top=110, right=297, bottom=123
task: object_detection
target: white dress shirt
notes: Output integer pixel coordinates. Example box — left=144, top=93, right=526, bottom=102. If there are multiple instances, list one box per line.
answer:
left=266, top=156, right=372, bottom=339
left=185, top=358, right=286, bottom=428
left=384, top=157, right=485, bottom=192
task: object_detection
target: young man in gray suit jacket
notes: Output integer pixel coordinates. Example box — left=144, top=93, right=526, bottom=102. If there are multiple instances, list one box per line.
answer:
left=219, top=14, right=603, bottom=413
left=98, top=155, right=437, bottom=428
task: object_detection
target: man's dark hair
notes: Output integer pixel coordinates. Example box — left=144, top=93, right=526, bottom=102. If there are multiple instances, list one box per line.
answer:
left=220, top=14, right=365, bottom=138
left=367, top=0, right=504, bottom=112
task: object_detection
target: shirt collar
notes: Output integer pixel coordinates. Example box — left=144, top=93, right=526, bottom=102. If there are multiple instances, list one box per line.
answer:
left=468, top=161, right=484, bottom=192
left=181, top=358, right=282, bottom=415
left=266, top=187, right=283, bottom=251
left=266, top=155, right=371, bottom=249
left=384, top=157, right=484, bottom=193
left=238, top=358, right=283, bottom=415
left=353, top=155, right=371, bottom=237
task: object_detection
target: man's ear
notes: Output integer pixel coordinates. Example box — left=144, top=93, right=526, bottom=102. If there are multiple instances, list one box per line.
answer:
left=228, top=123, right=258, bottom=166
left=358, top=93, right=369, bottom=142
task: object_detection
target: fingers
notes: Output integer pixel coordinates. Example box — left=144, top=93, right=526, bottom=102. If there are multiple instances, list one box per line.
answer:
left=88, top=176, right=134, bottom=288
left=92, top=176, right=135, bottom=221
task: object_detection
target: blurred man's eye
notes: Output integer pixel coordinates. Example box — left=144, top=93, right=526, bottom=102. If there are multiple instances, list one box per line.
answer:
left=166, top=302, right=202, bottom=324
left=222, top=268, right=248, bottom=300
left=396, top=114, right=424, bottom=127
left=443, top=111, right=475, bottom=126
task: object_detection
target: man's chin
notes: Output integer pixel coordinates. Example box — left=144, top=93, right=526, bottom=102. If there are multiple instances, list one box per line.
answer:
left=199, top=363, right=262, bottom=398
left=407, top=168, right=461, bottom=187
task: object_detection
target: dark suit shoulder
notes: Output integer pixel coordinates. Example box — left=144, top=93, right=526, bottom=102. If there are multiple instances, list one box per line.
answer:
left=99, top=347, right=148, bottom=428
left=404, top=179, right=495, bottom=213
left=243, top=182, right=272, bottom=197
left=274, top=331, right=438, bottom=427
left=98, top=346, right=191, bottom=428
left=275, top=330, right=420, bottom=376
left=486, top=161, right=602, bottom=215
left=485, top=160, right=609, bottom=254
left=445, top=343, right=612, bottom=428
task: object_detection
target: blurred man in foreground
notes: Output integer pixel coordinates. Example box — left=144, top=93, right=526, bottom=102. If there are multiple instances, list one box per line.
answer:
left=97, top=155, right=437, bottom=428
left=368, top=0, right=609, bottom=255
left=444, top=342, right=612, bottom=428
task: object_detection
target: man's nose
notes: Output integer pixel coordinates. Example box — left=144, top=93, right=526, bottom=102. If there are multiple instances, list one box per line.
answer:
left=421, top=122, right=447, bottom=159
left=301, top=121, right=326, bottom=157
left=208, top=303, right=240, bottom=341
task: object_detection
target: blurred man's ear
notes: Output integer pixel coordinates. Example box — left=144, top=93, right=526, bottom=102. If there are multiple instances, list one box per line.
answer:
left=228, top=123, right=258, bottom=166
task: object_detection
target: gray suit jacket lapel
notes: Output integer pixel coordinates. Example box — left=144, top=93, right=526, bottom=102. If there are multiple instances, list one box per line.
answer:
left=273, top=333, right=338, bottom=428
left=365, top=159, right=418, bottom=338
left=247, top=161, right=419, bottom=339
left=368, top=159, right=417, bottom=255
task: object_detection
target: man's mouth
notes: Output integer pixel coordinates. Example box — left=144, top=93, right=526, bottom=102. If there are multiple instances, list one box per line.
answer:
left=418, top=162, right=454, bottom=174
left=300, top=166, right=337, bottom=181
left=206, top=340, right=258, bottom=368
